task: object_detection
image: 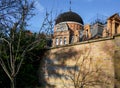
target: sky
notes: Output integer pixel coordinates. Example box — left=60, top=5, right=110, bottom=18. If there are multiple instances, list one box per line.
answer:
left=28, top=0, right=120, bottom=33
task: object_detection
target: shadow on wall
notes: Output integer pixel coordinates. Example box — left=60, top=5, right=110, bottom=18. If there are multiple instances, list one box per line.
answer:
left=40, top=47, right=82, bottom=88
left=41, top=42, right=114, bottom=88
left=114, top=50, right=120, bottom=87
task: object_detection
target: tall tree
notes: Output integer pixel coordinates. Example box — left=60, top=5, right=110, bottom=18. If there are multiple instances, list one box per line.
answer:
left=0, top=0, right=39, bottom=88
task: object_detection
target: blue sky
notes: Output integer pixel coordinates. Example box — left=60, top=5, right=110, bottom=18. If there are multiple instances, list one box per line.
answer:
left=28, top=0, right=120, bottom=32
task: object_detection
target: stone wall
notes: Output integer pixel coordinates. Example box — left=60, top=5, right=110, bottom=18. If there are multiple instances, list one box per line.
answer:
left=114, top=35, right=120, bottom=87
left=42, top=35, right=120, bottom=88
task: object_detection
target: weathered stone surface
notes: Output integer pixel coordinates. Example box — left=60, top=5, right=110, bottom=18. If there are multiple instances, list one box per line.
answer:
left=42, top=36, right=120, bottom=88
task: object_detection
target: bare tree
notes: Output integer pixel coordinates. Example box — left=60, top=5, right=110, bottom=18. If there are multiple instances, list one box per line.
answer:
left=0, top=0, right=40, bottom=88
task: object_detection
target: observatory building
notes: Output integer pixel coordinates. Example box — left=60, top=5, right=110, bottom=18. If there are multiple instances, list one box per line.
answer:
left=42, top=10, right=120, bottom=88
left=52, top=11, right=120, bottom=47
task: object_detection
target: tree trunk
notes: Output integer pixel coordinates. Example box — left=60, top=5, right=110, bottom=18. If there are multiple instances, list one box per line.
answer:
left=11, top=77, right=15, bottom=88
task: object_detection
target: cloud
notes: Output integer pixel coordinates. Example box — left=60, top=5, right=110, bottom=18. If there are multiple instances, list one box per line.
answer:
left=34, top=0, right=44, bottom=12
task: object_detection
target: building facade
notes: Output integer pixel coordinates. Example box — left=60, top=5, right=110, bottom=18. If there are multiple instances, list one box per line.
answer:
left=52, top=11, right=120, bottom=47
left=41, top=11, right=120, bottom=88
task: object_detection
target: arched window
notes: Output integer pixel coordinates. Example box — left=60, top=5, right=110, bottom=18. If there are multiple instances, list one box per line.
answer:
left=64, top=37, right=67, bottom=44
left=55, top=38, right=59, bottom=45
left=60, top=37, right=62, bottom=45
left=115, top=23, right=119, bottom=34
left=70, top=36, right=74, bottom=43
left=86, top=29, right=88, bottom=38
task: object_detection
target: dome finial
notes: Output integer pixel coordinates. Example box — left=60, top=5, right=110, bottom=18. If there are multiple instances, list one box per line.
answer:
left=69, top=0, right=72, bottom=11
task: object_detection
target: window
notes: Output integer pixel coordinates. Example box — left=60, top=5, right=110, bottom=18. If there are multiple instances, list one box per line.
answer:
left=60, top=37, right=62, bottom=45
left=86, top=30, right=88, bottom=38
left=64, top=37, right=67, bottom=44
left=55, top=38, right=59, bottom=45
left=115, top=23, right=119, bottom=34
left=70, top=36, right=74, bottom=43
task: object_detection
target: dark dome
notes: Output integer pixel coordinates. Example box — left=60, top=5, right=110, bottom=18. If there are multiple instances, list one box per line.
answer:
left=55, top=11, right=84, bottom=25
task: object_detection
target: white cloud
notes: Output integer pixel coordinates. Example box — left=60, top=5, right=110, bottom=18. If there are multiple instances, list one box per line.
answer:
left=34, top=0, right=44, bottom=12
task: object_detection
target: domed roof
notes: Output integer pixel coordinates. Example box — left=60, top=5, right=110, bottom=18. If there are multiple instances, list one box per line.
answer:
left=55, top=11, right=84, bottom=25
